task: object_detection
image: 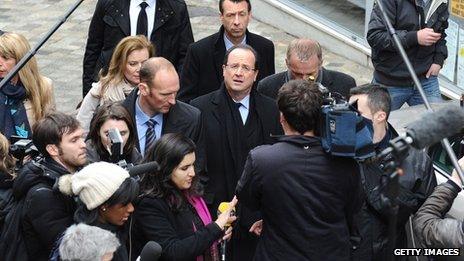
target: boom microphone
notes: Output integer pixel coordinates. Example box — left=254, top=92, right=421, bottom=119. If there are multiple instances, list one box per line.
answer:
left=406, top=105, right=464, bottom=149
left=137, top=241, right=162, bottom=261
left=378, top=106, right=464, bottom=160
left=127, top=161, right=160, bottom=177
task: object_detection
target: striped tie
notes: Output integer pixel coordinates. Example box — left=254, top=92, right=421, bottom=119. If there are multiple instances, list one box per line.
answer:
left=145, top=119, right=157, bottom=154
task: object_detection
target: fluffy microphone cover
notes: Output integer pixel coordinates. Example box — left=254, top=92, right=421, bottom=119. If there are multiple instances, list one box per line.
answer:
left=406, top=105, right=464, bottom=149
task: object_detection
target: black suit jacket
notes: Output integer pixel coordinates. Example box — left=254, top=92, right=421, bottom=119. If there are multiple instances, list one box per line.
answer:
left=179, top=26, right=275, bottom=103
left=257, top=68, right=357, bottom=100
left=122, top=88, right=206, bottom=176
left=83, top=0, right=194, bottom=96
left=190, top=87, right=282, bottom=210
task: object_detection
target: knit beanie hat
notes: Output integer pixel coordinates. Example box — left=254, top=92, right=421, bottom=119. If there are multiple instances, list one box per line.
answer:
left=59, top=162, right=130, bottom=210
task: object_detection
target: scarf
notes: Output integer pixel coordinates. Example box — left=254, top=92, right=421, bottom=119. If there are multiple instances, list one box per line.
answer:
left=186, top=194, right=219, bottom=261
left=0, top=80, right=31, bottom=139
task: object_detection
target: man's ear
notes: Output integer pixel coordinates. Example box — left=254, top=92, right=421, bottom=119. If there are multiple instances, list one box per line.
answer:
left=46, top=144, right=60, bottom=157
left=374, top=110, right=387, bottom=124
left=139, top=82, right=149, bottom=96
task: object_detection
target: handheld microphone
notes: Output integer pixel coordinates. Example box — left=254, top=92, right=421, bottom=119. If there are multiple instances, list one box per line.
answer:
left=127, top=161, right=160, bottom=177
left=136, top=241, right=162, bottom=261
left=217, top=202, right=236, bottom=261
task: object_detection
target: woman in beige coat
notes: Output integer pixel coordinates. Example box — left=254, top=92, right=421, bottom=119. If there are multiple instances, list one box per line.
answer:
left=77, top=35, right=154, bottom=134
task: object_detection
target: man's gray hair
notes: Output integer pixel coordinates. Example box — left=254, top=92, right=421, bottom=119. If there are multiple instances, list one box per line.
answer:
left=286, top=39, right=322, bottom=62
left=59, top=223, right=120, bottom=261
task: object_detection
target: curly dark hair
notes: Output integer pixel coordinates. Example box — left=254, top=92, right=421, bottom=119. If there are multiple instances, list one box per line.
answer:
left=140, top=133, right=202, bottom=212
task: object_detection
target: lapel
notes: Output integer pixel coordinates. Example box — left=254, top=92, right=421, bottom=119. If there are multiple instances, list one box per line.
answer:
left=213, top=27, right=227, bottom=85
left=321, top=67, right=333, bottom=87
left=153, top=0, right=173, bottom=34
left=252, top=91, right=269, bottom=139
left=212, top=86, right=239, bottom=168
left=108, top=0, right=131, bottom=36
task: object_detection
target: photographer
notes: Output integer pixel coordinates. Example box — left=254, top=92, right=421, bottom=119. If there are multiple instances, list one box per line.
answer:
left=413, top=157, right=464, bottom=248
left=236, top=79, right=362, bottom=260
left=12, top=112, right=87, bottom=260
left=86, top=102, right=141, bottom=164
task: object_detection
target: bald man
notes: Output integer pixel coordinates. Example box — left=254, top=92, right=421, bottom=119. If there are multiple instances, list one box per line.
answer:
left=122, top=57, right=206, bottom=171
left=257, top=38, right=356, bottom=100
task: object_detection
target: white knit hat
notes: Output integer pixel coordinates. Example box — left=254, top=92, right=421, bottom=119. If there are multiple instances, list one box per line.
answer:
left=59, top=162, right=130, bottom=210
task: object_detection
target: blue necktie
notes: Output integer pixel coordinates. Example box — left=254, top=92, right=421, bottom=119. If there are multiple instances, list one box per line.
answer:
left=145, top=119, right=157, bottom=154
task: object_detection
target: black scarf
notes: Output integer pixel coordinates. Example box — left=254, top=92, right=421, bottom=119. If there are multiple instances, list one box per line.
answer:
left=0, top=80, right=31, bottom=139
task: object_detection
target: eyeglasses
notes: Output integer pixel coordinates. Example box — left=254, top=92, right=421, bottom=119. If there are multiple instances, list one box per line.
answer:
left=225, top=64, right=256, bottom=73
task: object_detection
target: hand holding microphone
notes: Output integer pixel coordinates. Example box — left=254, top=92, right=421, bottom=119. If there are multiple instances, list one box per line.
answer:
left=216, top=197, right=238, bottom=261
left=215, top=196, right=238, bottom=237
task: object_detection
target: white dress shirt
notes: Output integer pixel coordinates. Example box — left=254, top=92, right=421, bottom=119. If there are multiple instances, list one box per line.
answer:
left=129, top=0, right=156, bottom=38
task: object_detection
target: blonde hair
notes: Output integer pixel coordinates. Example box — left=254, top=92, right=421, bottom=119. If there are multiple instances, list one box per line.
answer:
left=0, top=133, right=15, bottom=177
left=98, top=35, right=155, bottom=98
left=0, top=33, right=53, bottom=122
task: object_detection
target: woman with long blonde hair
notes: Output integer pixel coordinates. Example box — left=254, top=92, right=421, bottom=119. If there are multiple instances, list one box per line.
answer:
left=0, top=32, right=55, bottom=139
left=77, top=35, right=154, bottom=133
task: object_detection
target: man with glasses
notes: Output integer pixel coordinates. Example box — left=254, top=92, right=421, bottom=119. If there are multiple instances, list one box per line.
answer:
left=178, top=0, right=275, bottom=103
left=257, top=38, right=356, bottom=100
left=191, top=44, right=282, bottom=261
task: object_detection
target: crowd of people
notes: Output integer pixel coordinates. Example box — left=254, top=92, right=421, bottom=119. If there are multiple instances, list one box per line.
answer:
left=0, top=0, right=458, bottom=260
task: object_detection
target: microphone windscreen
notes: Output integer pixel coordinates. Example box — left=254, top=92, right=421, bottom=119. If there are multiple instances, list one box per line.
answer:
left=139, top=241, right=162, bottom=261
left=127, top=161, right=160, bottom=177
left=217, top=202, right=230, bottom=215
left=406, top=105, right=464, bottom=149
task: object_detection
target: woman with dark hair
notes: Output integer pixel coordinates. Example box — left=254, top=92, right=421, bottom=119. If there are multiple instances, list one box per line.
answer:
left=86, top=102, right=141, bottom=164
left=58, top=162, right=139, bottom=261
left=132, top=133, right=237, bottom=261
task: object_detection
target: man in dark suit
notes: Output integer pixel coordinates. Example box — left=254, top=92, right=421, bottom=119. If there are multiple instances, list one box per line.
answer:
left=190, top=44, right=282, bottom=261
left=122, top=57, right=205, bottom=173
left=178, top=0, right=275, bottom=103
left=83, top=0, right=194, bottom=96
left=257, top=38, right=356, bottom=100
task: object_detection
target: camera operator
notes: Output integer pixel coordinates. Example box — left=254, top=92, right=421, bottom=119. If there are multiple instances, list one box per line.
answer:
left=348, top=84, right=436, bottom=260
left=236, top=79, right=362, bottom=260
left=413, top=157, right=464, bottom=248
left=12, top=112, right=87, bottom=260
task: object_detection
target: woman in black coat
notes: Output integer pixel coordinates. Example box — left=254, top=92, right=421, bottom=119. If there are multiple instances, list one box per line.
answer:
left=132, top=133, right=237, bottom=261
left=86, top=102, right=141, bottom=164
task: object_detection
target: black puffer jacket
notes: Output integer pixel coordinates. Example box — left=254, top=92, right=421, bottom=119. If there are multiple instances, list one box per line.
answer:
left=367, top=0, right=448, bottom=86
left=13, top=158, right=76, bottom=261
